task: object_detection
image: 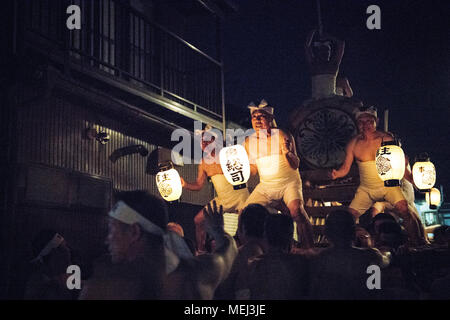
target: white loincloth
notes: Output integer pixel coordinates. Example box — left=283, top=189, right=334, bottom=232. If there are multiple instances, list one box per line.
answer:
left=350, top=161, right=405, bottom=215
left=373, top=164, right=418, bottom=214
left=208, top=174, right=249, bottom=213
left=244, top=153, right=304, bottom=208
left=311, top=74, right=336, bottom=99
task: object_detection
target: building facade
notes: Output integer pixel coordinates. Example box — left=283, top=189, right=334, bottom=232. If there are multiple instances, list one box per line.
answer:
left=1, top=0, right=236, bottom=298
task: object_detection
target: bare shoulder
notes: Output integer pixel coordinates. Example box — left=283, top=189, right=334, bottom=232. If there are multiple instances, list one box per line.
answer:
left=376, top=131, right=394, bottom=141
left=348, top=135, right=360, bottom=147
left=244, top=134, right=255, bottom=143
left=353, top=133, right=364, bottom=141
left=276, top=128, right=290, bottom=137
left=284, top=130, right=296, bottom=142
left=244, top=133, right=257, bottom=147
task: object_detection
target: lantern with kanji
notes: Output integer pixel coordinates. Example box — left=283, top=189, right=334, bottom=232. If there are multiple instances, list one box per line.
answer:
left=412, top=154, right=436, bottom=192
left=426, top=187, right=441, bottom=209
left=219, top=144, right=250, bottom=190
left=375, top=140, right=405, bottom=187
left=156, top=162, right=182, bottom=202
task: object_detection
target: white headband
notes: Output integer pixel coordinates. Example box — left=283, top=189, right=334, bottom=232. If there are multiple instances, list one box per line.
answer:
left=31, top=233, right=65, bottom=263
left=109, top=201, right=165, bottom=236
left=248, top=99, right=274, bottom=116
left=313, top=41, right=331, bottom=48
left=354, top=106, right=378, bottom=120
left=248, top=99, right=278, bottom=128
left=108, top=201, right=193, bottom=273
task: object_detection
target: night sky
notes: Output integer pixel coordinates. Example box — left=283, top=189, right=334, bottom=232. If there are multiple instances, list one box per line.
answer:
left=222, top=0, right=450, bottom=197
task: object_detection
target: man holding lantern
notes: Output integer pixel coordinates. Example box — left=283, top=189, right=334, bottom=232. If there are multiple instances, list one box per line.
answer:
left=243, top=100, right=314, bottom=248
left=331, top=107, right=424, bottom=245
left=180, top=125, right=249, bottom=254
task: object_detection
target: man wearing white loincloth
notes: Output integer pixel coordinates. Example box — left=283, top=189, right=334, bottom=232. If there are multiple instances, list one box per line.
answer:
left=372, top=158, right=427, bottom=241
left=243, top=100, right=314, bottom=248
left=180, top=125, right=249, bottom=254
left=331, top=107, right=425, bottom=244
left=305, top=29, right=345, bottom=99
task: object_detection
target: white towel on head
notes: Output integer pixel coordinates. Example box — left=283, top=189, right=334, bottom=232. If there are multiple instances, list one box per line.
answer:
left=108, top=201, right=194, bottom=274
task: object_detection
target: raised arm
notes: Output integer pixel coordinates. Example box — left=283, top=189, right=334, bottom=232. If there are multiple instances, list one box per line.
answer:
left=281, top=131, right=300, bottom=170
left=331, top=138, right=356, bottom=179
left=196, top=201, right=238, bottom=298
left=330, top=38, right=345, bottom=65
left=304, top=29, right=316, bottom=65
left=180, top=163, right=207, bottom=191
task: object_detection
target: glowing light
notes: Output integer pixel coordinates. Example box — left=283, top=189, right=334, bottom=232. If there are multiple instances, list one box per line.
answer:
left=156, top=164, right=182, bottom=202
left=219, top=145, right=250, bottom=190
left=375, top=141, right=405, bottom=187
left=426, top=188, right=441, bottom=209
left=412, top=157, right=436, bottom=191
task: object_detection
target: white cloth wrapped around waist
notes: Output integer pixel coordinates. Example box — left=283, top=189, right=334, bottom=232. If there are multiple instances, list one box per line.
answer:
left=311, top=74, right=336, bottom=99
left=210, top=174, right=249, bottom=202
left=357, top=160, right=385, bottom=189
left=374, top=177, right=417, bottom=214
left=256, top=154, right=302, bottom=187
left=401, top=178, right=415, bottom=205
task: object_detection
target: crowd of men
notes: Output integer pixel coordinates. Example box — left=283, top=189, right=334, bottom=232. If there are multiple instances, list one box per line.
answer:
left=21, top=30, right=450, bottom=300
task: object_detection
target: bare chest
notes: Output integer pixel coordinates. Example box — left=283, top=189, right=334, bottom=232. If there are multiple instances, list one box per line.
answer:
left=248, top=134, right=283, bottom=158
left=353, top=138, right=382, bottom=162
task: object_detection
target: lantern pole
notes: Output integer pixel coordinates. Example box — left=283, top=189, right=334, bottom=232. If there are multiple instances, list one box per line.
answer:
left=384, top=109, right=389, bottom=132
left=316, top=0, right=324, bottom=38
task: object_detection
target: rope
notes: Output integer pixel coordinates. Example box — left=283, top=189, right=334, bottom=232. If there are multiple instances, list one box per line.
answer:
left=316, top=0, right=323, bottom=39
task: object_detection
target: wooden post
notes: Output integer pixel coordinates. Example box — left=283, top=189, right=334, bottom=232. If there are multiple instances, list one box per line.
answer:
left=384, top=109, right=389, bottom=132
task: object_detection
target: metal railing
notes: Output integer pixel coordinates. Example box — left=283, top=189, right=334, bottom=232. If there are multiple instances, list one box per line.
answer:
left=20, top=0, right=224, bottom=119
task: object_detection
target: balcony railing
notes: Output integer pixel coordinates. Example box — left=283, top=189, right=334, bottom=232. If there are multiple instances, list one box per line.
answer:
left=19, top=0, right=224, bottom=121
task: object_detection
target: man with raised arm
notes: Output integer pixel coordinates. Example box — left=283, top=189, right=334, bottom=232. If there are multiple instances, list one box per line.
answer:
left=305, top=29, right=345, bottom=99
left=80, top=191, right=237, bottom=300
left=180, top=125, right=249, bottom=254
left=243, top=100, right=314, bottom=248
left=331, top=107, right=424, bottom=245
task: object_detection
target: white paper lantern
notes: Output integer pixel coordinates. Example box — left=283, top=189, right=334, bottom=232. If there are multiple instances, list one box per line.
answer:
left=426, top=188, right=441, bottom=209
left=219, top=144, right=250, bottom=190
left=156, top=163, right=182, bottom=202
left=412, top=157, right=436, bottom=191
left=375, top=141, right=405, bottom=187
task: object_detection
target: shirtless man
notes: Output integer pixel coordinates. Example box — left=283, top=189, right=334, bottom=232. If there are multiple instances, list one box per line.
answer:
left=371, top=156, right=427, bottom=241
left=80, top=191, right=237, bottom=300
left=310, top=210, right=383, bottom=300
left=331, top=107, right=424, bottom=245
left=180, top=126, right=249, bottom=253
left=246, top=214, right=309, bottom=299
left=243, top=101, right=314, bottom=248
left=305, top=29, right=345, bottom=99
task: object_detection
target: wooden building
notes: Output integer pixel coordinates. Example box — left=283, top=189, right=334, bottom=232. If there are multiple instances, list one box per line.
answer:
left=1, top=0, right=238, bottom=298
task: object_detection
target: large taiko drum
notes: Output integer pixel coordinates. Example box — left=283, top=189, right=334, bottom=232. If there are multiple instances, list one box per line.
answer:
left=289, top=96, right=362, bottom=169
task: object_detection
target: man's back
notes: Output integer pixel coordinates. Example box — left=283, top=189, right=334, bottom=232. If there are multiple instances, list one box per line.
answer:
left=80, top=255, right=164, bottom=300
left=214, top=240, right=265, bottom=299
left=248, top=252, right=309, bottom=300
left=310, top=247, right=381, bottom=300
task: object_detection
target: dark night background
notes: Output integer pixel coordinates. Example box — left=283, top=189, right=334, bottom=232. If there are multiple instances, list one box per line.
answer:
left=221, top=0, right=449, bottom=197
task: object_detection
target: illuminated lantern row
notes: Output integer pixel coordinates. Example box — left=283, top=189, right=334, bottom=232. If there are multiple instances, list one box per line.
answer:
left=156, top=162, right=182, bottom=202
left=426, top=188, right=441, bottom=210
left=375, top=141, right=405, bottom=187
left=412, top=155, right=436, bottom=192
left=219, top=144, right=250, bottom=190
